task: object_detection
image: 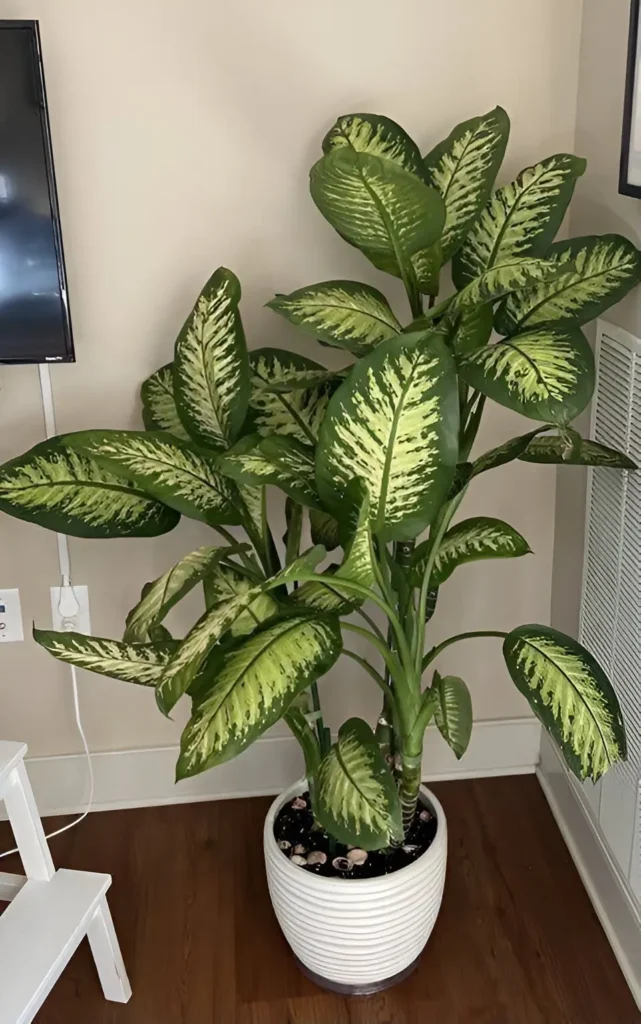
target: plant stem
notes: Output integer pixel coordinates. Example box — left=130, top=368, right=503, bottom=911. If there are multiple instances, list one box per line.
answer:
left=284, top=501, right=303, bottom=566
left=342, top=649, right=397, bottom=709
left=414, top=493, right=465, bottom=674
left=422, top=630, right=508, bottom=672
left=354, top=607, right=387, bottom=644
left=341, top=621, right=404, bottom=685
left=309, top=680, right=329, bottom=756
left=399, top=757, right=422, bottom=835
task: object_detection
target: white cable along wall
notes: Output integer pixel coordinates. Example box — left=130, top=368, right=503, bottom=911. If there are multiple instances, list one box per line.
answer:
left=579, top=320, right=641, bottom=907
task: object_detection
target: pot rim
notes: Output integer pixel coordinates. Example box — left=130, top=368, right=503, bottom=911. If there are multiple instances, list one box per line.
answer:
left=264, top=778, right=446, bottom=891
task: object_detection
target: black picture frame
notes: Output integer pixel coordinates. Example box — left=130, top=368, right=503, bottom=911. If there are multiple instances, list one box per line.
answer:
left=620, top=0, right=641, bottom=197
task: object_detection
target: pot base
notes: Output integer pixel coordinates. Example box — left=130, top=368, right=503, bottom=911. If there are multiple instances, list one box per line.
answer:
left=294, top=952, right=421, bottom=996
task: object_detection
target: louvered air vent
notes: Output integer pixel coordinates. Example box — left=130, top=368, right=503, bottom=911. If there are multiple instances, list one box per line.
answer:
left=579, top=320, right=641, bottom=900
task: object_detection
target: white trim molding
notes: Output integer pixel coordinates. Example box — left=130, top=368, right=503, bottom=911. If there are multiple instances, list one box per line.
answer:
left=538, top=733, right=641, bottom=1011
left=9, top=717, right=541, bottom=820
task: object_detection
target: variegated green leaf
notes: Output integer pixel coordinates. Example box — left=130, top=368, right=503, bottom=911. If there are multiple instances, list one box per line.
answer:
left=471, top=428, right=550, bottom=477
left=423, top=106, right=510, bottom=262
left=310, top=148, right=445, bottom=295
left=459, top=325, right=595, bottom=425
left=449, top=257, right=562, bottom=312
left=271, top=545, right=327, bottom=585
left=267, top=281, right=401, bottom=356
left=519, top=435, right=637, bottom=469
left=249, top=349, right=332, bottom=445
left=141, top=363, right=190, bottom=440
left=174, top=267, right=249, bottom=448
left=452, top=305, right=494, bottom=355
left=0, top=439, right=179, bottom=539
left=309, top=508, right=341, bottom=551
left=176, top=614, right=342, bottom=777
left=293, top=498, right=374, bottom=613
left=495, top=234, right=641, bottom=334
left=156, top=583, right=265, bottom=715
left=322, top=112, right=426, bottom=179
left=316, top=330, right=459, bottom=541
left=217, top=434, right=321, bottom=509
left=259, top=368, right=346, bottom=392
left=412, top=516, right=531, bottom=588
left=314, top=717, right=403, bottom=850
left=203, top=565, right=279, bottom=636
left=124, top=545, right=245, bottom=643
left=503, top=624, right=627, bottom=782
left=432, top=671, right=473, bottom=759
left=64, top=430, right=239, bottom=527
left=33, top=629, right=175, bottom=686
left=453, top=154, right=586, bottom=287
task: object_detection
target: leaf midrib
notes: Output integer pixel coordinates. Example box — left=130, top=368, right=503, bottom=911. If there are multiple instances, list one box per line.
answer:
left=286, top=297, right=400, bottom=334
left=487, top=164, right=565, bottom=269
left=514, top=259, right=633, bottom=330
left=376, top=346, right=423, bottom=534
left=197, top=617, right=316, bottom=737
left=252, top=368, right=318, bottom=446
left=93, top=443, right=230, bottom=504
left=334, top=737, right=386, bottom=834
left=519, top=636, right=613, bottom=767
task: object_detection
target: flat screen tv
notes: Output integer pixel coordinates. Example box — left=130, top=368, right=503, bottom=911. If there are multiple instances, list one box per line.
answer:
left=0, top=20, right=74, bottom=363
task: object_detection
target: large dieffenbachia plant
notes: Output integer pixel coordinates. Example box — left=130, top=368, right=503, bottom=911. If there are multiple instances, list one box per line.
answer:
left=0, top=107, right=637, bottom=850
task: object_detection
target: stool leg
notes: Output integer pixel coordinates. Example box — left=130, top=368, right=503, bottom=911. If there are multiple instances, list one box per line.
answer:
left=3, top=763, right=54, bottom=881
left=87, top=898, right=132, bottom=1004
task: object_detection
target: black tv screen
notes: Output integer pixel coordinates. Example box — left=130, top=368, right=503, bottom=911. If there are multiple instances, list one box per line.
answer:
left=0, top=21, right=74, bottom=363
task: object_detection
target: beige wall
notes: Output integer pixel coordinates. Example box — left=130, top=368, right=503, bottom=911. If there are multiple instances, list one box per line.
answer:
left=552, top=0, right=641, bottom=640
left=0, top=0, right=584, bottom=757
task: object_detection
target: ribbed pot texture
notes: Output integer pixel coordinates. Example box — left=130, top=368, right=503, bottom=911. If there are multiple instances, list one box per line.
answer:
left=263, top=780, right=447, bottom=989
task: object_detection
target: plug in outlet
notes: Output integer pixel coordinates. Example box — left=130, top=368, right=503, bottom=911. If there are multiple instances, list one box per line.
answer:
left=0, top=589, right=24, bottom=642
left=50, top=585, right=91, bottom=634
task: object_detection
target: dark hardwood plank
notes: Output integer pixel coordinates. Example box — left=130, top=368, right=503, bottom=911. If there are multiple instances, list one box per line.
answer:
left=0, top=776, right=637, bottom=1024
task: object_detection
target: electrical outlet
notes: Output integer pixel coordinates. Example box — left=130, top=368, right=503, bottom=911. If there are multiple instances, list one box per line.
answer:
left=50, top=585, right=91, bottom=634
left=0, top=589, right=24, bottom=642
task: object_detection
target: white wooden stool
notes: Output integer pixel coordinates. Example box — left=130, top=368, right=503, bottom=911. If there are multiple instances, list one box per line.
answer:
left=0, top=741, right=131, bottom=1022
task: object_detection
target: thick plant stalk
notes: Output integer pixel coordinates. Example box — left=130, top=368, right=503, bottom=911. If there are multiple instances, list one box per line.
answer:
left=399, top=757, right=422, bottom=835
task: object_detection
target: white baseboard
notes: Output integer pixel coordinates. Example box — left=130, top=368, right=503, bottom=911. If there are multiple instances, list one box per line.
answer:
left=8, top=717, right=541, bottom=819
left=537, top=733, right=641, bottom=1010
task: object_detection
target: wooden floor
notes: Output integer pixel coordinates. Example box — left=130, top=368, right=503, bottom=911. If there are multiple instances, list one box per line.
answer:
left=0, top=776, right=638, bottom=1024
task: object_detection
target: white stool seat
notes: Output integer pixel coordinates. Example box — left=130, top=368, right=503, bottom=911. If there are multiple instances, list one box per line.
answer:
left=0, top=742, right=131, bottom=1021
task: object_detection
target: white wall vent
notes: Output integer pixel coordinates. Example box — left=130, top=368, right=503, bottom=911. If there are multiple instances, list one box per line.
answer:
left=579, top=320, right=641, bottom=902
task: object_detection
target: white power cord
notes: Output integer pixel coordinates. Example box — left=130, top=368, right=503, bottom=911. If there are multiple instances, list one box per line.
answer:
left=0, top=366, right=95, bottom=860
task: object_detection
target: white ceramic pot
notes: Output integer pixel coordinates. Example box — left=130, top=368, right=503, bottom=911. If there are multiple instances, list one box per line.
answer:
left=263, top=780, right=447, bottom=994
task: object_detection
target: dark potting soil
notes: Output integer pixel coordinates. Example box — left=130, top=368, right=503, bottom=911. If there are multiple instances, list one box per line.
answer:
left=273, top=791, right=437, bottom=879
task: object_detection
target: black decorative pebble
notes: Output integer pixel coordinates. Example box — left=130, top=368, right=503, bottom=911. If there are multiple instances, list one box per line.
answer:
left=273, top=791, right=437, bottom=879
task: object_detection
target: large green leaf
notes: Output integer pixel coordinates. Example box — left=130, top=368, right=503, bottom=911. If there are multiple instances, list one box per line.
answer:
left=520, top=435, right=636, bottom=469
left=216, top=434, right=321, bottom=509
left=322, top=112, right=426, bottom=180
left=449, top=258, right=562, bottom=312
left=124, top=545, right=244, bottom=643
left=64, top=430, right=239, bottom=527
left=156, top=583, right=266, bottom=715
left=471, top=427, right=550, bottom=477
left=459, top=325, right=595, bottom=425
left=453, top=154, right=586, bottom=287
left=202, top=565, right=279, bottom=637
left=503, top=624, right=627, bottom=782
left=292, top=497, right=374, bottom=613
left=495, top=234, right=641, bottom=334
left=309, top=508, right=341, bottom=551
left=452, top=305, right=494, bottom=355
left=310, top=148, right=445, bottom=295
left=34, top=629, right=175, bottom=686
left=177, top=614, right=342, bottom=777
left=0, top=439, right=179, bottom=539
left=316, top=330, right=459, bottom=541
left=174, top=267, right=249, bottom=448
left=412, top=516, right=531, bottom=587
left=267, top=281, right=401, bottom=356
left=249, top=349, right=332, bottom=445
left=141, top=363, right=190, bottom=440
left=314, top=717, right=403, bottom=850
left=432, top=671, right=473, bottom=759
left=423, top=106, right=510, bottom=262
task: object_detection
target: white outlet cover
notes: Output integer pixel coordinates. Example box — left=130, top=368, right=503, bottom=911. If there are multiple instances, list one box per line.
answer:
left=50, top=585, right=91, bottom=634
left=0, top=589, right=24, bottom=643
